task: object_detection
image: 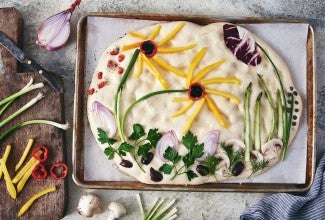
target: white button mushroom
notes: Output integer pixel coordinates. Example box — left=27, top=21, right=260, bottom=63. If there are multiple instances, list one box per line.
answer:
left=215, top=150, right=230, bottom=176
left=225, top=139, right=246, bottom=152
left=77, top=194, right=102, bottom=218
left=261, top=139, right=283, bottom=160
left=107, top=202, right=126, bottom=220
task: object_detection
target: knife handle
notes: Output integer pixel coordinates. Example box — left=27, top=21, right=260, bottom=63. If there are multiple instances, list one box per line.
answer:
left=25, top=58, right=63, bottom=93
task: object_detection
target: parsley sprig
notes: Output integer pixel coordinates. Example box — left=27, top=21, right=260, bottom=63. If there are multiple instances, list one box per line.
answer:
left=159, top=131, right=204, bottom=181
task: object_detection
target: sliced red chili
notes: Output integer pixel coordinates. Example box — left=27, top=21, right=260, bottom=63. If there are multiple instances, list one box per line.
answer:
left=50, top=163, right=68, bottom=180
left=32, top=164, right=48, bottom=179
left=32, top=146, right=49, bottom=163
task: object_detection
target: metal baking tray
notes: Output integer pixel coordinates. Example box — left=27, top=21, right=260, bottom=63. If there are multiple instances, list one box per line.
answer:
left=72, top=13, right=315, bottom=192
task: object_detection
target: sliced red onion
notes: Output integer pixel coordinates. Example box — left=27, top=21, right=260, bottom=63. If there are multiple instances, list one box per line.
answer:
left=197, top=130, right=219, bottom=161
left=36, top=0, right=81, bottom=51
left=92, top=101, right=117, bottom=138
left=223, top=24, right=261, bottom=66
left=156, top=130, right=178, bottom=162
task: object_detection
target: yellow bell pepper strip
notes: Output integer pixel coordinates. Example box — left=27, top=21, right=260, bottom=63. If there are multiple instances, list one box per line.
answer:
left=17, top=160, right=39, bottom=193
left=186, top=47, right=206, bottom=87
left=171, top=100, right=194, bottom=118
left=205, top=95, right=228, bottom=128
left=18, top=186, right=56, bottom=217
left=183, top=98, right=205, bottom=133
left=151, top=56, right=186, bottom=78
left=15, top=139, right=34, bottom=171
left=0, top=157, right=16, bottom=199
left=12, top=156, right=39, bottom=184
left=200, top=77, right=241, bottom=86
left=128, top=31, right=147, bottom=40
left=205, top=89, right=240, bottom=104
left=157, top=43, right=197, bottom=53
left=122, top=42, right=140, bottom=51
left=157, top=22, right=185, bottom=47
left=134, top=56, right=143, bottom=78
left=0, top=144, right=11, bottom=179
left=191, top=58, right=226, bottom=83
left=171, top=97, right=190, bottom=102
left=148, top=25, right=161, bottom=40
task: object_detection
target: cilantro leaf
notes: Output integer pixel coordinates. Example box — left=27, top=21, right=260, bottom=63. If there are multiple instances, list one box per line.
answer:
left=118, top=142, right=134, bottom=156
left=137, top=143, right=152, bottom=157
left=104, top=147, right=115, bottom=160
left=191, top=143, right=204, bottom=159
left=182, top=154, right=194, bottom=168
left=97, top=128, right=117, bottom=145
left=182, top=131, right=198, bottom=150
left=163, top=147, right=181, bottom=164
left=129, top=124, right=145, bottom=141
left=159, top=164, right=173, bottom=174
left=146, top=128, right=162, bottom=147
left=186, top=170, right=198, bottom=181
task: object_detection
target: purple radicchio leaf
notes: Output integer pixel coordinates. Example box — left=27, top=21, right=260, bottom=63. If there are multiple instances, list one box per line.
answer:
left=223, top=24, right=262, bottom=66
left=197, top=130, right=219, bottom=162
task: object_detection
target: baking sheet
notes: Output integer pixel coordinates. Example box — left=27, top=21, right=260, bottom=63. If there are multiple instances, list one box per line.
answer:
left=83, top=17, right=308, bottom=183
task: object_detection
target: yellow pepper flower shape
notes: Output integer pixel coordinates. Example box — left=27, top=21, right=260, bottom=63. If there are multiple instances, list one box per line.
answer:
left=171, top=47, right=241, bottom=133
left=122, top=23, right=197, bottom=89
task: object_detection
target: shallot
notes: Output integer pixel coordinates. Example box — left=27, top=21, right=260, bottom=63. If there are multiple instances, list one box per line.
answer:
left=36, top=0, right=81, bottom=51
left=156, top=130, right=178, bottom=162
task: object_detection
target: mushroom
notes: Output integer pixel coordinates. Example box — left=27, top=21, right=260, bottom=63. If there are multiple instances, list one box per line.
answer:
left=77, top=193, right=102, bottom=218
left=225, top=139, right=246, bottom=152
left=214, top=150, right=230, bottom=176
left=107, top=202, right=126, bottom=220
left=261, top=139, right=283, bottom=160
left=251, top=150, right=264, bottom=163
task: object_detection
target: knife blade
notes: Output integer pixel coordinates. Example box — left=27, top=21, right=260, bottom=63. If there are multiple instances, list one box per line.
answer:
left=0, top=31, right=63, bottom=93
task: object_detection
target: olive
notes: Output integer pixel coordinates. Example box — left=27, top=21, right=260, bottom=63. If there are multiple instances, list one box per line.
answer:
left=196, top=165, right=210, bottom=176
left=120, top=159, right=133, bottom=168
left=232, top=161, right=245, bottom=176
left=141, top=152, right=154, bottom=165
left=150, top=167, right=163, bottom=182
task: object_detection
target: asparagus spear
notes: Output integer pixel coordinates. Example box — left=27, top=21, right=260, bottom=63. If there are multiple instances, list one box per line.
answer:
left=244, top=83, right=252, bottom=162
left=254, top=92, right=263, bottom=151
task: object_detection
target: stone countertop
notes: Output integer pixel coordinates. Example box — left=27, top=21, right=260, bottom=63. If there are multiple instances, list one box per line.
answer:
left=0, top=0, right=324, bottom=219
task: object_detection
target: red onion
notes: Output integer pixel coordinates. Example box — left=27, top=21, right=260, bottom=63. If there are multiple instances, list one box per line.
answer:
left=36, top=0, right=81, bottom=51
left=92, top=101, right=117, bottom=138
left=197, top=130, right=219, bottom=161
left=156, top=130, right=178, bottom=162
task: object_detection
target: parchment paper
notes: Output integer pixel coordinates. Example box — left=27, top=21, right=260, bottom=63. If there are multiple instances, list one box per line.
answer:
left=83, top=17, right=308, bottom=184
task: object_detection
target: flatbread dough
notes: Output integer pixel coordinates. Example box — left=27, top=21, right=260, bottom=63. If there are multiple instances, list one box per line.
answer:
left=87, top=21, right=302, bottom=185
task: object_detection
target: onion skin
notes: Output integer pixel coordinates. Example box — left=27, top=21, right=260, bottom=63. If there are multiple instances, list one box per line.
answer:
left=197, top=130, right=219, bottom=161
left=36, top=10, right=72, bottom=51
left=92, top=101, right=117, bottom=138
left=156, top=130, right=178, bottom=162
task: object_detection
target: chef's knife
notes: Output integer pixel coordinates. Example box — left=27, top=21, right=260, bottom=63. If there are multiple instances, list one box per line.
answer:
left=0, top=31, right=63, bottom=93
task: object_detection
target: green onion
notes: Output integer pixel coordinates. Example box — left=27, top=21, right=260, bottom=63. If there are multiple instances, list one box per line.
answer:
left=244, top=83, right=252, bottom=162
left=114, top=49, right=140, bottom=141
left=257, top=74, right=275, bottom=141
left=277, top=90, right=283, bottom=140
left=0, top=93, right=44, bottom=129
left=0, top=99, right=15, bottom=118
left=121, top=89, right=187, bottom=137
left=0, top=120, right=69, bottom=143
left=282, top=93, right=294, bottom=160
left=254, top=92, right=263, bottom=151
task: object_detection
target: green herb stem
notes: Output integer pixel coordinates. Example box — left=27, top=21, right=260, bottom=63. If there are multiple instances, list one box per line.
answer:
left=121, top=89, right=187, bottom=138
left=132, top=151, right=146, bottom=173
left=114, top=49, right=140, bottom=141
left=277, top=90, right=284, bottom=139
left=254, top=92, right=262, bottom=151
left=244, top=83, right=252, bottom=161
left=281, top=93, right=294, bottom=160
left=0, top=120, right=69, bottom=143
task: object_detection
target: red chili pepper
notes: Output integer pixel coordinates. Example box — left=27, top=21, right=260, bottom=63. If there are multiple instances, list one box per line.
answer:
left=32, top=146, right=49, bottom=163
left=97, top=71, right=103, bottom=79
left=117, top=67, right=124, bottom=74
left=87, top=88, right=95, bottom=95
left=109, top=49, right=119, bottom=55
left=98, top=81, right=106, bottom=89
left=118, top=54, right=125, bottom=62
left=50, top=163, right=68, bottom=180
left=32, top=164, right=48, bottom=179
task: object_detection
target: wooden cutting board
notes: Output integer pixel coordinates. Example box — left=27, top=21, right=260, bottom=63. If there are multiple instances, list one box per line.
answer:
left=0, top=7, right=67, bottom=219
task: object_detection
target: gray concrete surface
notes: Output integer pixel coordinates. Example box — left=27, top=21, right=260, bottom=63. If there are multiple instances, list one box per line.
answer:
left=0, top=0, right=324, bottom=219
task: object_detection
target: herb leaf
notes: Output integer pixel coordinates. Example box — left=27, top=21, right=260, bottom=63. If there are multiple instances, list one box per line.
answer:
left=201, top=155, right=220, bottom=175
left=186, top=170, right=198, bottom=181
left=147, top=128, right=162, bottom=147
left=118, top=142, right=134, bottom=156
left=104, top=147, right=115, bottom=160
left=181, top=131, right=204, bottom=168
left=97, top=128, right=117, bottom=145
left=159, top=164, right=173, bottom=174
left=163, top=147, right=181, bottom=164
left=137, top=143, right=152, bottom=157
left=251, top=160, right=269, bottom=173
left=182, top=131, right=198, bottom=150
left=129, top=124, right=145, bottom=141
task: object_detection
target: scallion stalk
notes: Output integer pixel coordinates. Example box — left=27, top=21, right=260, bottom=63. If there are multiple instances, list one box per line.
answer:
left=0, top=93, right=44, bottom=129
left=244, top=83, right=252, bottom=161
left=0, top=120, right=69, bottom=143
left=277, top=90, right=283, bottom=140
left=282, top=93, right=294, bottom=160
left=254, top=92, right=262, bottom=151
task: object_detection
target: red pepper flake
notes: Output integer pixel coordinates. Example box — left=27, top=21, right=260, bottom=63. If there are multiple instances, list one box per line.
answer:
left=109, top=49, right=119, bottom=55
left=117, top=67, right=124, bottom=75
left=32, top=164, right=48, bottom=180
left=98, top=81, right=106, bottom=89
left=88, top=88, right=95, bottom=95
left=97, top=71, right=103, bottom=79
left=118, top=54, right=125, bottom=62
left=50, top=163, right=68, bottom=180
